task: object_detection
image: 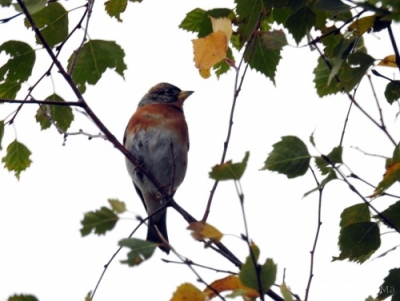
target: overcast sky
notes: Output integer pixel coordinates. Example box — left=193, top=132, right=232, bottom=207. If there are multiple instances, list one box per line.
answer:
left=1, top=1, right=400, bottom=301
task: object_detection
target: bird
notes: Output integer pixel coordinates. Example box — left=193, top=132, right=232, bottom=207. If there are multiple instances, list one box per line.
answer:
left=123, top=83, right=193, bottom=253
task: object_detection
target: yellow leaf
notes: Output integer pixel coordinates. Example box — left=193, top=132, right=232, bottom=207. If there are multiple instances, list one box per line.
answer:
left=204, top=275, right=259, bottom=299
left=378, top=55, right=397, bottom=67
left=187, top=222, right=223, bottom=242
left=348, top=15, right=376, bottom=36
left=199, top=68, right=211, bottom=79
left=193, top=31, right=227, bottom=69
left=210, top=17, right=232, bottom=41
left=280, top=283, right=294, bottom=301
left=171, top=283, right=208, bottom=301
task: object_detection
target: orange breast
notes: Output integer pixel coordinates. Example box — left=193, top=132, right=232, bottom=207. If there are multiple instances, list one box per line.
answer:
left=126, top=103, right=188, bottom=144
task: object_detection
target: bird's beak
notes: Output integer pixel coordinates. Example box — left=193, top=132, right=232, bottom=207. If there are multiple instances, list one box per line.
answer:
left=178, top=90, right=194, bottom=102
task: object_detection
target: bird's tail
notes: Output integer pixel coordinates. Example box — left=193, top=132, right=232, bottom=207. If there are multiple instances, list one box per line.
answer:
left=147, top=211, right=170, bottom=254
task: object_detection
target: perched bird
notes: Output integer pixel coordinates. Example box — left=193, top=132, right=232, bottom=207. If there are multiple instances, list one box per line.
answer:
left=124, top=83, right=193, bottom=253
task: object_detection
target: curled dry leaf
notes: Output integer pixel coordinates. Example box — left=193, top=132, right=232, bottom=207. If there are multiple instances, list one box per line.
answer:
left=204, top=275, right=259, bottom=299
left=378, top=55, right=397, bottom=67
left=187, top=221, right=223, bottom=242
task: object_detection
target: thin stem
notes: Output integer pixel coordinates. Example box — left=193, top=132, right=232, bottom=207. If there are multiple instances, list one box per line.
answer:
left=339, top=91, right=354, bottom=146
left=367, top=74, right=386, bottom=129
left=202, top=13, right=259, bottom=222
left=324, top=156, right=400, bottom=234
left=387, top=24, right=400, bottom=74
left=350, top=146, right=388, bottom=159
left=1, top=99, right=85, bottom=106
left=161, top=258, right=237, bottom=275
left=304, top=167, right=323, bottom=301
left=313, top=40, right=396, bottom=146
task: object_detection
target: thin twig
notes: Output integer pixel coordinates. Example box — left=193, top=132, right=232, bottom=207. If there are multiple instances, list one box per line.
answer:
left=235, top=179, right=265, bottom=301
left=387, top=24, right=400, bottom=74
left=156, top=228, right=226, bottom=301
left=91, top=214, right=148, bottom=299
left=68, top=0, right=93, bottom=74
left=161, top=258, right=237, bottom=275
left=202, top=12, right=260, bottom=222
left=367, top=74, right=386, bottom=130
left=323, top=156, right=400, bottom=233
left=348, top=173, right=400, bottom=199
left=307, top=10, right=366, bottom=46
left=1, top=98, right=85, bottom=106
left=339, top=90, right=354, bottom=146
left=350, top=146, right=388, bottom=159
left=313, top=40, right=397, bottom=146
left=304, top=166, right=323, bottom=301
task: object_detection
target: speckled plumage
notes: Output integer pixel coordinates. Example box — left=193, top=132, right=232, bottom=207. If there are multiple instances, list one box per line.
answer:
left=124, top=83, right=193, bottom=253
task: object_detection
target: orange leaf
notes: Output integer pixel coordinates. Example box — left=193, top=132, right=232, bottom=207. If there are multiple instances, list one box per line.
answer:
left=373, top=162, right=400, bottom=197
left=171, top=283, right=208, bottom=301
left=187, top=222, right=223, bottom=242
left=204, top=275, right=259, bottom=299
left=378, top=55, right=397, bottom=67
left=192, top=31, right=227, bottom=79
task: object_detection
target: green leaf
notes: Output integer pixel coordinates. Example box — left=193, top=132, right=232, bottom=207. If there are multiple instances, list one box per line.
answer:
left=374, top=200, right=400, bottom=230
left=119, top=238, right=156, bottom=266
left=315, top=146, right=343, bottom=175
left=2, top=140, right=32, bottom=179
left=24, top=2, right=69, bottom=48
left=35, top=94, right=74, bottom=131
left=239, top=243, right=260, bottom=289
left=68, top=40, right=127, bottom=93
left=272, top=8, right=292, bottom=25
left=262, top=136, right=310, bottom=178
left=314, top=0, right=350, bottom=12
left=260, top=30, right=288, bottom=50
left=314, top=56, right=340, bottom=97
left=179, top=8, right=206, bottom=33
left=235, top=0, right=264, bottom=45
left=8, top=294, right=39, bottom=301
left=0, top=81, right=21, bottom=99
left=259, top=258, right=277, bottom=293
left=245, top=33, right=281, bottom=84
left=80, top=207, right=119, bottom=236
left=384, top=81, right=400, bottom=104
left=105, top=0, right=127, bottom=22
left=303, top=169, right=337, bottom=197
left=0, top=0, right=11, bottom=7
left=35, top=107, right=52, bottom=130
left=239, top=243, right=277, bottom=293
left=0, top=120, right=4, bottom=150
left=108, top=198, right=127, bottom=213
left=0, top=41, right=36, bottom=83
left=333, top=222, right=380, bottom=263
left=328, top=37, right=357, bottom=85
left=376, top=268, right=400, bottom=300
left=338, top=52, right=375, bottom=92
left=340, top=203, right=370, bottom=228
left=285, top=6, right=316, bottom=45
left=13, top=0, right=46, bottom=14
left=209, top=151, right=249, bottom=181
